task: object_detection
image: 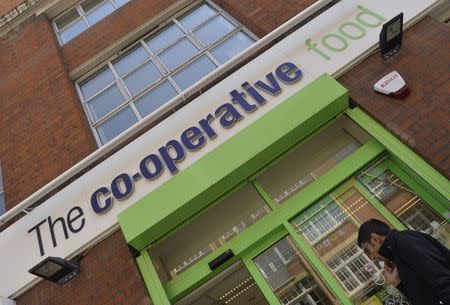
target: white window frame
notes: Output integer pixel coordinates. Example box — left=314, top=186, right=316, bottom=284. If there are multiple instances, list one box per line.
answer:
left=74, top=0, right=258, bottom=146
left=52, top=0, right=130, bottom=45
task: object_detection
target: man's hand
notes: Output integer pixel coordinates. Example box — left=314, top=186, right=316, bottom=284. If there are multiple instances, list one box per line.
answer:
left=384, top=262, right=401, bottom=287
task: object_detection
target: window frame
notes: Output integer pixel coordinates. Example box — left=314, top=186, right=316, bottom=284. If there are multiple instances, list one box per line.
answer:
left=52, top=0, right=130, bottom=45
left=74, top=0, right=258, bottom=146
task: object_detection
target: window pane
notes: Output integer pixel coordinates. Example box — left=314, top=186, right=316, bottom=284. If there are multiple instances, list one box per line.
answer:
left=257, top=116, right=372, bottom=204
left=357, top=168, right=450, bottom=247
left=146, top=23, right=184, bottom=54
left=290, top=183, right=408, bottom=304
left=87, top=84, right=124, bottom=121
left=80, top=0, right=105, bottom=12
left=0, top=193, right=4, bottom=216
left=113, top=45, right=149, bottom=76
left=194, top=15, right=236, bottom=46
left=134, top=81, right=177, bottom=117
left=149, top=184, right=270, bottom=283
left=96, top=107, right=138, bottom=143
left=55, top=7, right=80, bottom=29
left=254, top=237, right=334, bottom=305
left=123, top=61, right=162, bottom=96
left=80, top=67, right=115, bottom=100
left=113, top=0, right=129, bottom=7
left=85, top=2, right=115, bottom=25
left=158, top=38, right=199, bottom=71
left=211, top=31, right=254, bottom=64
left=59, top=20, right=88, bottom=44
left=179, top=4, right=216, bottom=30
left=172, top=55, right=216, bottom=90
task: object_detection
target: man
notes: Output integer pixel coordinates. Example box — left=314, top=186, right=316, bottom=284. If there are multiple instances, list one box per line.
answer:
left=357, top=219, right=450, bottom=305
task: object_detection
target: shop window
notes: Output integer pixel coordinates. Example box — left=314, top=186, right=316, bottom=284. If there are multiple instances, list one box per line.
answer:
left=257, top=115, right=372, bottom=204
left=53, top=0, right=130, bottom=44
left=253, top=236, right=334, bottom=305
left=173, top=262, right=269, bottom=305
left=357, top=165, right=450, bottom=248
left=0, top=162, right=4, bottom=216
left=75, top=2, right=257, bottom=145
left=149, top=184, right=270, bottom=283
left=290, top=182, right=410, bottom=304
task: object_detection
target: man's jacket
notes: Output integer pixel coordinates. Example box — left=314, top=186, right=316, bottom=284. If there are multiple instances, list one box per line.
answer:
left=378, top=230, right=450, bottom=305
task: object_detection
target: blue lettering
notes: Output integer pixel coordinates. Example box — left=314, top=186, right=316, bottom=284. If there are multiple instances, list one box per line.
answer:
left=181, top=127, right=205, bottom=151
left=111, top=173, right=134, bottom=200
left=91, top=187, right=113, bottom=214
left=215, top=103, right=243, bottom=128
left=254, top=73, right=282, bottom=95
left=275, top=62, right=303, bottom=84
left=159, top=140, right=185, bottom=174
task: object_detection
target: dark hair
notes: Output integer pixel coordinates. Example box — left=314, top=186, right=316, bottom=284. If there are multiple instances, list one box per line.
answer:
left=357, top=219, right=391, bottom=247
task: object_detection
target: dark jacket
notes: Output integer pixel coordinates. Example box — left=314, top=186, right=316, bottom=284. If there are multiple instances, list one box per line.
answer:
left=378, top=230, right=450, bottom=305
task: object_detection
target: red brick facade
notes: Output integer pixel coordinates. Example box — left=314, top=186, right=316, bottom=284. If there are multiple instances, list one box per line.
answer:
left=15, top=230, right=153, bottom=305
left=339, top=17, right=450, bottom=178
left=0, top=14, right=96, bottom=210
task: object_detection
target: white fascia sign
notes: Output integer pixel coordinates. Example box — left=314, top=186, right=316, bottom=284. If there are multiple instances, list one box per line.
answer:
left=0, top=0, right=440, bottom=298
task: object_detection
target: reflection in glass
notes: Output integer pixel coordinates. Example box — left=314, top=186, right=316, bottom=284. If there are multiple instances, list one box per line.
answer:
left=179, top=4, right=216, bottom=30
left=96, top=107, right=137, bottom=143
left=60, top=20, right=88, bottom=44
left=291, top=183, right=409, bottom=304
left=113, top=46, right=149, bottom=76
left=55, top=8, right=80, bottom=29
left=87, top=84, right=124, bottom=121
left=149, top=184, right=270, bottom=283
left=159, top=38, right=199, bottom=71
left=257, top=116, right=372, bottom=204
left=174, top=262, right=269, bottom=305
left=254, top=237, right=334, bottom=305
left=80, top=67, right=115, bottom=99
left=123, top=61, right=161, bottom=96
left=86, top=2, right=115, bottom=25
left=146, top=24, right=184, bottom=53
left=173, top=55, right=217, bottom=90
left=211, top=32, right=254, bottom=64
left=357, top=167, right=450, bottom=248
left=194, top=15, right=236, bottom=46
left=134, top=81, right=177, bottom=117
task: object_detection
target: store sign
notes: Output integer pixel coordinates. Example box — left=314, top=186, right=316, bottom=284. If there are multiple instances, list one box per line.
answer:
left=0, top=0, right=439, bottom=298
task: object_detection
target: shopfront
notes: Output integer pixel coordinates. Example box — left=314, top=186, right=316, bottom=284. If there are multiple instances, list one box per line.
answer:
left=118, top=75, right=450, bottom=305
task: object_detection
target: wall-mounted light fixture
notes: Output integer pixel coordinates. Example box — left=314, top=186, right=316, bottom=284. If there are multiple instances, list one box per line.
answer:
left=379, top=13, right=404, bottom=59
left=28, top=256, right=81, bottom=285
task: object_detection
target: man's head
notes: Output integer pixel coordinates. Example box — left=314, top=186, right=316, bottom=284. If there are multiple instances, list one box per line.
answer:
left=358, top=219, right=391, bottom=261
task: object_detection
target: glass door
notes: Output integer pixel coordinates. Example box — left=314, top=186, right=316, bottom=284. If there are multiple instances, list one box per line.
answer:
left=174, top=261, right=270, bottom=305
left=252, top=236, right=337, bottom=305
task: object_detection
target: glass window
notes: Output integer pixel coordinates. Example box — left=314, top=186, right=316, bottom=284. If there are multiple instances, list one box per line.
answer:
left=254, top=236, right=335, bottom=305
left=76, top=2, right=257, bottom=145
left=87, top=84, right=125, bottom=121
left=96, top=107, right=138, bottom=143
left=134, top=81, right=178, bottom=117
left=357, top=165, right=450, bottom=248
left=146, top=24, right=184, bottom=53
left=290, top=180, right=409, bottom=304
left=179, top=4, right=216, bottom=30
left=53, top=0, right=130, bottom=44
left=194, top=15, right=236, bottom=46
left=149, top=184, right=270, bottom=283
left=172, top=55, right=217, bottom=90
left=122, top=61, right=162, bottom=96
left=257, top=116, right=372, bottom=205
left=211, top=32, right=254, bottom=64
left=174, top=262, right=269, bottom=305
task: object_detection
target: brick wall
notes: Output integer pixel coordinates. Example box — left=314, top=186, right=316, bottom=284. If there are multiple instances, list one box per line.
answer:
left=339, top=17, right=450, bottom=178
left=16, top=230, right=153, bottom=305
left=61, top=0, right=178, bottom=72
left=214, top=0, right=316, bottom=37
left=0, top=14, right=96, bottom=210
